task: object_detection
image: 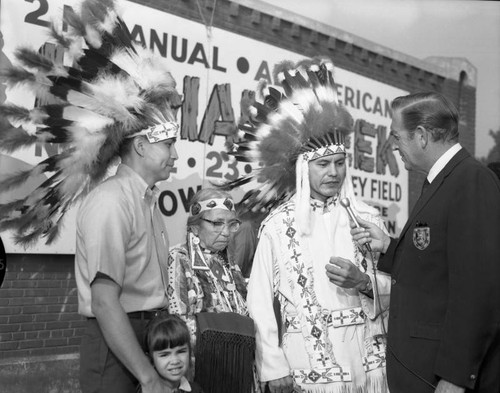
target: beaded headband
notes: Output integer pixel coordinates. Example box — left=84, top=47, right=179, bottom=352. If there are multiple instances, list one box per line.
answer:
left=302, top=143, right=346, bottom=161
left=190, top=198, right=236, bottom=216
left=128, top=121, right=179, bottom=143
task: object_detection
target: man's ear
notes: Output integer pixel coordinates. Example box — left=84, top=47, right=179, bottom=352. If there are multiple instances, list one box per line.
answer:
left=416, top=126, right=429, bottom=149
left=132, top=136, right=145, bottom=157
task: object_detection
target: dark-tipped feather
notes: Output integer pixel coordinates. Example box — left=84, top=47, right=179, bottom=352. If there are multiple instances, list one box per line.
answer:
left=0, top=123, right=38, bottom=152
left=15, top=47, right=55, bottom=73
left=63, top=6, right=86, bottom=38
left=35, top=127, right=70, bottom=143
left=49, top=24, right=73, bottom=48
left=77, top=48, right=125, bottom=80
left=0, top=200, right=25, bottom=219
left=272, top=60, right=295, bottom=85
left=44, top=222, right=61, bottom=245
left=14, top=227, right=45, bottom=248
left=0, top=169, right=37, bottom=192
left=0, top=66, right=37, bottom=87
left=0, top=104, right=31, bottom=123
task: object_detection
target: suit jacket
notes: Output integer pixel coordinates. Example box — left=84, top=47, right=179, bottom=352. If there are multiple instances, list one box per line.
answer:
left=378, top=148, right=500, bottom=393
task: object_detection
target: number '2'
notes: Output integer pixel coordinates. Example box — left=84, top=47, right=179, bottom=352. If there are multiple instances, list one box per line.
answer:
left=24, top=0, right=50, bottom=28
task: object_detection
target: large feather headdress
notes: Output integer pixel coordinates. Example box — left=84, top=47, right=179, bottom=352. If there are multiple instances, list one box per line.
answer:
left=0, top=0, right=181, bottom=246
left=227, top=57, right=353, bottom=233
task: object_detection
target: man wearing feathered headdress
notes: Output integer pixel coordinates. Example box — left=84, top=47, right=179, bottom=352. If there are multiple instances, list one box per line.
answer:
left=0, top=1, right=181, bottom=392
left=229, top=58, right=391, bottom=393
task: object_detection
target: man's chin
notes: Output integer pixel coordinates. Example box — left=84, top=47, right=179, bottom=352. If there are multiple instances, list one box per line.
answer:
left=321, top=188, right=340, bottom=199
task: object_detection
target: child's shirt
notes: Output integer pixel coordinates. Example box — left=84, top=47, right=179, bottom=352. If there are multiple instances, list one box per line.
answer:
left=172, top=377, right=204, bottom=393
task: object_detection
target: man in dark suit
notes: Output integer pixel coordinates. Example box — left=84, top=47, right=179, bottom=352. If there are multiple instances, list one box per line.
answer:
left=352, top=92, right=500, bottom=393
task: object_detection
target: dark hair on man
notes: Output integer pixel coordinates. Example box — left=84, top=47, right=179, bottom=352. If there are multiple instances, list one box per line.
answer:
left=391, top=91, right=459, bottom=143
left=118, top=136, right=136, bottom=158
left=145, top=314, right=192, bottom=355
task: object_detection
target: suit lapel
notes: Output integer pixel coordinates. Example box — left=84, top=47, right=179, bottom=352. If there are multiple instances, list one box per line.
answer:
left=396, top=148, right=470, bottom=244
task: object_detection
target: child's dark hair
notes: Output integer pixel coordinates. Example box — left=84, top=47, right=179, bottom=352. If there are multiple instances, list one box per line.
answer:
left=145, top=314, right=192, bottom=355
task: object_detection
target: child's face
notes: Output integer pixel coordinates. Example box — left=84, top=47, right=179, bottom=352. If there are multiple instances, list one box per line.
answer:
left=152, top=344, right=190, bottom=388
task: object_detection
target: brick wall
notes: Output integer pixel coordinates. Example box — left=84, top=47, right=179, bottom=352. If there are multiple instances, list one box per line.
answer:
left=0, top=254, right=84, bottom=360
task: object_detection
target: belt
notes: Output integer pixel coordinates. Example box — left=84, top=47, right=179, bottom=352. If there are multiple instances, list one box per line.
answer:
left=285, top=307, right=366, bottom=332
left=128, top=310, right=167, bottom=320
left=87, top=309, right=167, bottom=320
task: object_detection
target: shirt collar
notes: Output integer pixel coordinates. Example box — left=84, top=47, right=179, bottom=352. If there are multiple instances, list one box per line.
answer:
left=178, top=376, right=192, bottom=391
left=163, top=376, right=191, bottom=392
left=427, top=143, right=462, bottom=183
left=310, top=195, right=338, bottom=213
left=116, top=164, right=159, bottom=204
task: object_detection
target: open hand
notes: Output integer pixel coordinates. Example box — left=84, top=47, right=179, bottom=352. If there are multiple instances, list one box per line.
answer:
left=325, top=257, right=368, bottom=290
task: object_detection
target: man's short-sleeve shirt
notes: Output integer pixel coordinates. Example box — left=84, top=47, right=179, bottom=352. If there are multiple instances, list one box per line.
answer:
left=75, top=164, right=168, bottom=317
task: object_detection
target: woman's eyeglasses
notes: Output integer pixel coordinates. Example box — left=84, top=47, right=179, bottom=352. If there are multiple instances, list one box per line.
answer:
left=200, top=218, right=241, bottom=233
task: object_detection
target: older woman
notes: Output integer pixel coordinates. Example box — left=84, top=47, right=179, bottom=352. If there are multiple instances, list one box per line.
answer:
left=167, top=188, right=253, bottom=393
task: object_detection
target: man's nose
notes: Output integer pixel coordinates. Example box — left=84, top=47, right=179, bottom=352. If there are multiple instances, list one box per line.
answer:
left=327, top=162, right=338, bottom=176
left=171, top=144, right=179, bottom=160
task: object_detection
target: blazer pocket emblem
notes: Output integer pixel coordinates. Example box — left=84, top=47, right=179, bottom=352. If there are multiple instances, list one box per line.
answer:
left=413, top=224, right=430, bottom=250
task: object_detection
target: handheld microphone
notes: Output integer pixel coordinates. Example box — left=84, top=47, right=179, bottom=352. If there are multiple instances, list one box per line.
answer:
left=340, top=197, right=372, bottom=252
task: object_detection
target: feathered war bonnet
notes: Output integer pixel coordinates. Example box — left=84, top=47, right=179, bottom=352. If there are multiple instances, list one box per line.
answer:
left=0, top=0, right=181, bottom=246
left=227, top=57, right=353, bottom=235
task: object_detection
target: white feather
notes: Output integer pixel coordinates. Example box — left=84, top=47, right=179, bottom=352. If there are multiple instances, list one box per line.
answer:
left=291, top=89, right=320, bottom=114
left=29, top=108, right=49, bottom=124
left=275, top=101, right=304, bottom=125
left=59, top=173, right=89, bottom=202
left=68, top=38, right=84, bottom=60
left=62, top=106, right=113, bottom=132
left=324, top=61, right=335, bottom=72
left=314, top=86, right=335, bottom=104
left=249, top=106, right=258, bottom=117
left=111, top=48, right=175, bottom=90
left=256, top=124, right=273, bottom=141
left=244, top=141, right=262, bottom=161
left=82, top=76, right=143, bottom=121
left=99, top=10, right=118, bottom=33
left=85, top=25, right=102, bottom=48
left=64, top=130, right=106, bottom=169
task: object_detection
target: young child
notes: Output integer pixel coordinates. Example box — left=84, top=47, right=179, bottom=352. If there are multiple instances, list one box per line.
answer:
left=145, top=314, right=204, bottom=393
